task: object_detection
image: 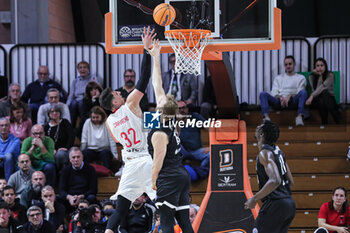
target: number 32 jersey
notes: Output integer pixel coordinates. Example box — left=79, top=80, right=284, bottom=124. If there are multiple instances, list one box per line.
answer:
left=256, top=144, right=292, bottom=202
left=106, top=104, right=147, bottom=152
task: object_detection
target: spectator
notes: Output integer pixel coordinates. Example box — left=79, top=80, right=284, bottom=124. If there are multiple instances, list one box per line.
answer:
left=69, top=199, right=90, bottom=231
left=119, top=194, right=154, bottom=233
left=189, top=205, right=197, bottom=224
left=20, top=124, right=56, bottom=186
left=40, top=185, right=65, bottom=232
left=101, top=201, right=115, bottom=222
left=20, top=171, right=46, bottom=209
left=0, top=179, right=6, bottom=190
left=67, top=61, right=103, bottom=128
left=115, top=69, right=149, bottom=111
left=59, top=147, right=97, bottom=212
left=81, top=81, right=103, bottom=126
left=68, top=199, right=91, bottom=233
left=314, top=186, right=350, bottom=233
left=21, top=205, right=55, bottom=233
left=1, top=185, right=27, bottom=224
left=162, top=53, right=197, bottom=105
left=0, top=83, right=31, bottom=118
left=305, top=58, right=340, bottom=125
left=21, top=66, right=66, bottom=123
left=8, top=102, right=32, bottom=143
left=71, top=204, right=106, bottom=233
left=0, top=202, right=22, bottom=233
left=44, top=104, right=75, bottom=173
left=8, top=154, right=35, bottom=196
left=37, top=88, right=71, bottom=126
left=200, top=75, right=217, bottom=119
left=0, top=117, right=20, bottom=181
left=259, top=55, right=307, bottom=126
left=81, top=106, right=118, bottom=169
left=0, top=179, right=7, bottom=199
left=177, top=100, right=210, bottom=181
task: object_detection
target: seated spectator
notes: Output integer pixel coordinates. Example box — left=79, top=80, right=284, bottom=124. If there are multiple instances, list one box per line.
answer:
left=37, top=88, right=71, bottom=126
left=119, top=194, right=154, bottom=233
left=44, top=104, right=75, bottom=173
left=116, top=69, right=149, bottom=111
left=81, top=81, right=102, bottom=126
left=0, top=117, right=20, bottom=181
left=21, top=66, right=66, bottom=123
left=259, top=55, right=307, bottom=126
left=314, top=186, right=350, bottom=233
left=40, top=185, right=65, bottom=232
left=306, top=58, right=340, bottom=125
left=0, top=83, right=31, bottom=118
left=200, top=75, right=217, bottom=119
left=20, top=171, right=46, bottom=209
left=8, top=102, right=32, bottom=143
left=59, top=147, right=97, bottom=213
left=81, top=106, right=118, bottom=169
left=67, top=61, right=103, bottom=128
left=21, top=205, right=55, bottom=233
left=2, top=185, right=27, bottom=224
left=162, top=53, right=197, bottom=105
left=8, top=154, right=35, bottom=196
left=177, top=101, right=210, bottom=181
left=0, top=202, right=22, bottom=233
left=21, top=124, right=56, bottom=186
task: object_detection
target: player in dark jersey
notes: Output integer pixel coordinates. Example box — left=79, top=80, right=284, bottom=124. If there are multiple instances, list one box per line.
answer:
left=147, top=40, right=194, bottom=233
left=244, top=120, right=296, bottom=233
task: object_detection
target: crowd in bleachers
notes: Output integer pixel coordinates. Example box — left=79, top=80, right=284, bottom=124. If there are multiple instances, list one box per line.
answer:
left=0, top=53, right=345, bottom=232
left=0, top=55, right=207, bottom=232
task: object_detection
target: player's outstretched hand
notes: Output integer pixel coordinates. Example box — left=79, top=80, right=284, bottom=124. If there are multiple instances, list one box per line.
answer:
left=244, top=196, right=257, bottom=209
left=147, top=39, right=161, bottom=58
left=142, top=26, right=157, bottom=50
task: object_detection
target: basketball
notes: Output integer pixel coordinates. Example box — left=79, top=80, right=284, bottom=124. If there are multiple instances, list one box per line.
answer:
left=153, top=3, right=176, bottom=27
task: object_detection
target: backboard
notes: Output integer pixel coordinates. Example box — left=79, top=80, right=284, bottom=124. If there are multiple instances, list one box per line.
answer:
left=105, top=0, right=281, bottom=56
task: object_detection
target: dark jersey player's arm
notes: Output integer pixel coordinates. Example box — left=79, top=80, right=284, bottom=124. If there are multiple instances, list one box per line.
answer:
left=127, top=27, right=155, bottom=111
left=253, top=150, right=282, bottom=201
left=285, top=162, right=294, bottom=186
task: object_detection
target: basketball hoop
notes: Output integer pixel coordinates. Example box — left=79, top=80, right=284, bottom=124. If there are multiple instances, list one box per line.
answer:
left=165, top=29, right=211, bottom=76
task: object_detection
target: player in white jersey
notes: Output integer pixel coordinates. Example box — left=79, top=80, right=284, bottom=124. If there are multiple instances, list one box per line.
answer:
left=100, top=27, right=156, bottom=233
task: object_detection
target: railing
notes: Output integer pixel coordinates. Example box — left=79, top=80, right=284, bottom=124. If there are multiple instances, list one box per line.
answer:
left=0, top=45, right=6, bottom=77
left=9, top=43, right=106, bottom=94
left=231, top=37, right=311, bottom=104
left=2, top=36, right=350, bottom=105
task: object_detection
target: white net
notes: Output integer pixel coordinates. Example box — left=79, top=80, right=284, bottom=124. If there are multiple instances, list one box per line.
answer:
left=165, top=29, right=211, bottom=76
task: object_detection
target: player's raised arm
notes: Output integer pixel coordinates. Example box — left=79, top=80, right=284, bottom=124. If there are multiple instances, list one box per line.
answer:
left=147, top=40, right=167, bottom=108
left=126, top=26, right=156, bottom=112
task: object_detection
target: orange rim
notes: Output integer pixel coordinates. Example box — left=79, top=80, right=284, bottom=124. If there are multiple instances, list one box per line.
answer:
left=164, top=29, right=211, bottom=39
